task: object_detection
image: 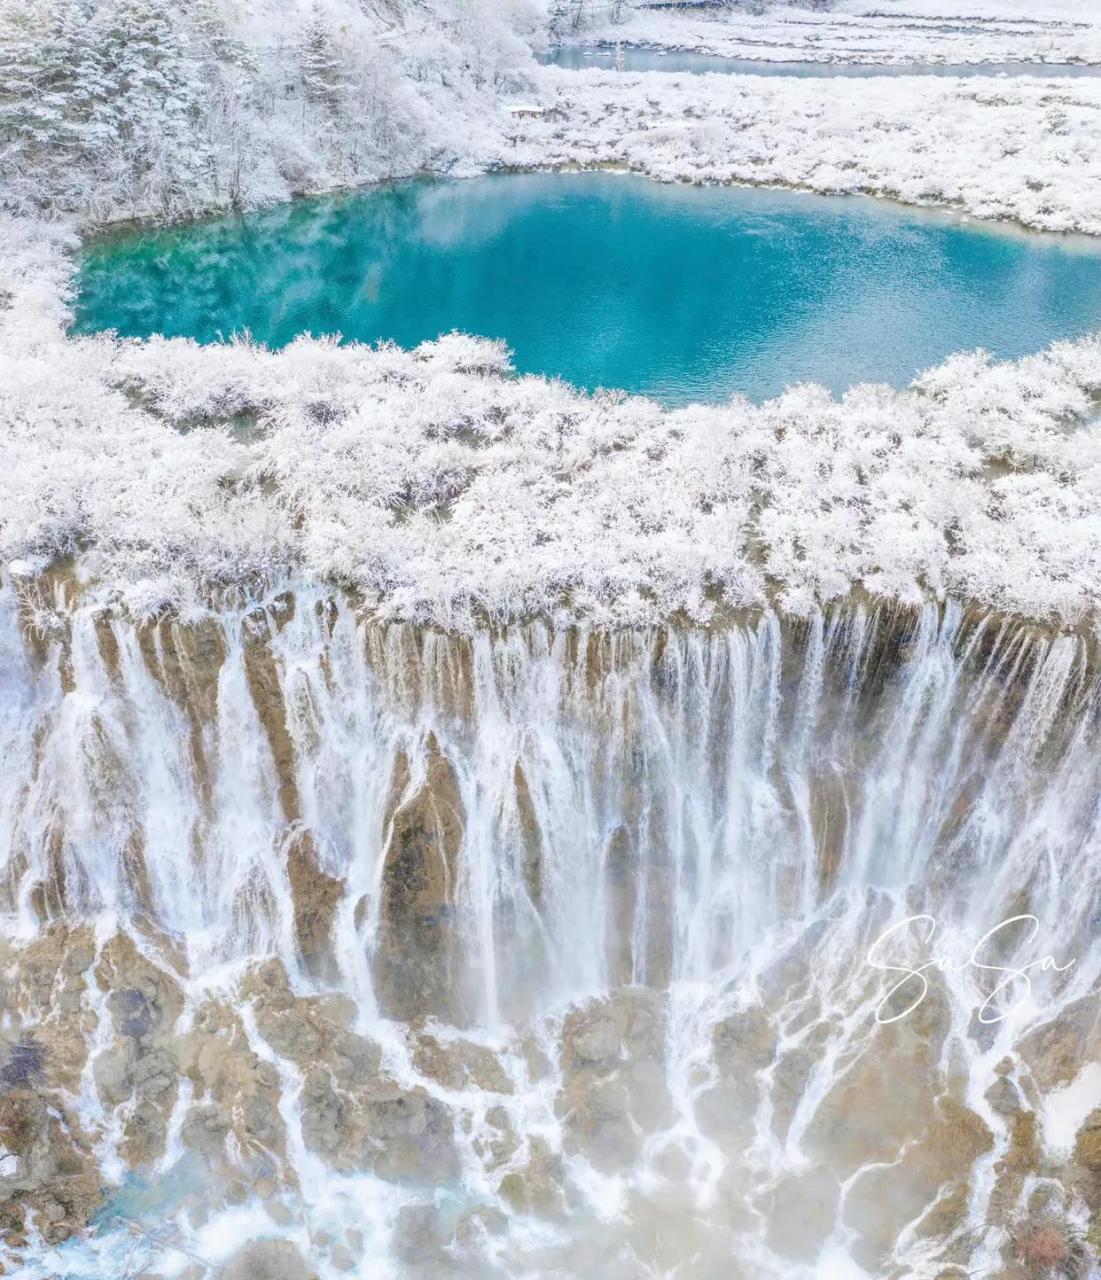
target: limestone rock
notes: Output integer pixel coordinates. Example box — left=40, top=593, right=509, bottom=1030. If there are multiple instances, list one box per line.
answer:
left=761, top=1167, right=842, bottom=1264
left=373, top=738, right=469, bottom=1025
left=0, top=924, right=98, bottom=1091
left=712, top=1003, right=776, bottom=1075
left=991, top=1108, right=1042, bottom=1223
left=471, top=1102, right=522, bottom=1171
left=1018, top=997, right=1101, bottom=1092
left=0, top=1087, right=102, bottom=1246
left=393, top=1202, right=446, bottom=1263
left=410, top=1032, right=513, bottom=1095
left=556, top=989, right=670, bottom=1174
left=454, top=1204, right=508, bottom=1246
left=242, top=959, right=457, bottom=1183
left=985, top=1075, right=1022, bottom=1117
left=90, top=933, right=185, bottom=1169
left=695, top=1002, right=780, bottom=1147
left=804, top=987, right=950, bottom=1175
left=562, top=1006, right=621, bottom=1066
left=1075, top=1109, right=1101, bottom=1172
left=176, top=996, right=286, bottom=1169
left=286, top=835, right=345, bottom=976
left=843, top=1096, right=991, bottom=1271
left=219, top=1239, right=318, bottom=1280
left=497, top=1136, right=567, bottom=1217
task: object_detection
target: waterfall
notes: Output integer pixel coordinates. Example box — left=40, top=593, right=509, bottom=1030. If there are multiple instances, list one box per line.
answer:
left=2, top=573, right=1100, bottom=1278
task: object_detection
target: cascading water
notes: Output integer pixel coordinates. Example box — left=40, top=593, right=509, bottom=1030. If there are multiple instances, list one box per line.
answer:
left=2, top=570, right=1100, bottom=1279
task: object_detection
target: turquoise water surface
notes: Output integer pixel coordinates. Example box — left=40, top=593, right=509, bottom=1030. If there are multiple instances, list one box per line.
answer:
left=74, top=173, right=1101, bottom=404
left=538, top=46, right=1101, bottom=76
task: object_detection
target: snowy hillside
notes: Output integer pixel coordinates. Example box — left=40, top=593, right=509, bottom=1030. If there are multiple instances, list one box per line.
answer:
left=0, top=0, right=542, bottom=219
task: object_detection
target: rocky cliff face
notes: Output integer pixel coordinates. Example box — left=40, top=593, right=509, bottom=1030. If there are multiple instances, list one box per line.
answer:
left=2, top=582, right=1101, bottom=1276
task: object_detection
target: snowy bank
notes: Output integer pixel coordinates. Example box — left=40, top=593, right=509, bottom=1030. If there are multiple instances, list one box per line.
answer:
left=510, top=67, right=1101, bottom=235
left=574, top=0, right=1101, bottom=67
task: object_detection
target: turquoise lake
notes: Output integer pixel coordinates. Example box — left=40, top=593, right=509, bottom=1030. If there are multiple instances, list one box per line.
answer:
left=73, top=172, right=1101, bottom=405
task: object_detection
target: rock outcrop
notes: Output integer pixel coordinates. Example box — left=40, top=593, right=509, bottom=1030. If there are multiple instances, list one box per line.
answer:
left=374, top=737, right=469, bottom=1026
left=92, top=932, right=185, bottom=1168
left=0, top=925, right=105, bottom=1248
left=555, top=989, right=671, bottom=1174
left=0, top=1086, right=102, bottom=1247
left=243, top=959, right=459, bottom=1184
left=219, top=1239, right=319, bottom=1280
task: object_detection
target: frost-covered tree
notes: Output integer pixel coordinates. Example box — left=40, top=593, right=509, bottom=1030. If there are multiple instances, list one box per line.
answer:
left=0, top=7, right=59, bottom=166
left=712, top=0, right=835, bottom=9
left=88, top=0, right=211, bottom=210
left=448, top=0, right=542, bottom=90
left=0, top=0, right=545, bottom=217
left=188, top=0, right=259, bottom=206
left=548, top=0, right=635, bottom=32
left=192, top=0, right=252, bottom=70
left=0, top=0, right=103, bottom=208
left=298, top=9, right=348, bottom=114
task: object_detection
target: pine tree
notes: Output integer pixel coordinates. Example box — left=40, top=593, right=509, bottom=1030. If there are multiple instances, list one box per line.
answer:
left=45, top=0, right=110, bottom=148
left=298, top=9, right=347, bottom=115
left=90, top=0, right=212, bottom=210
left=191, top=0, right=254, bottom=72
left=0, top=0, right=103, bottom=208
left=188, top=0, right=256, bottom=206
left=0, top=7, right=53, bottom=161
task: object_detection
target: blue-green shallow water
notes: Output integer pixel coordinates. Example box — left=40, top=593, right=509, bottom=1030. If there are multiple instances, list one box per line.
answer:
left=538, top=46, right=1101, bottom=76
left=73, top=172, right=1101, bottom=405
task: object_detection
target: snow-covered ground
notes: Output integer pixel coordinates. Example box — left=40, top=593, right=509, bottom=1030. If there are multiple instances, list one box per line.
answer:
left=576, top=0, right=1101, bottom=66
left=509, top=66, right=1101, bottom=234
